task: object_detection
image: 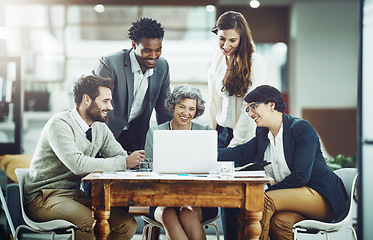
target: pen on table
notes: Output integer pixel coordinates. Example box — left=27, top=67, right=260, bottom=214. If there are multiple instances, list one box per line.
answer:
left=177, top=174, right=207, bottom=177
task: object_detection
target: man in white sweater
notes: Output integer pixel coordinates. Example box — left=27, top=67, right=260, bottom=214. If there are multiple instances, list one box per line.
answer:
left=24, top=75, right=145, bottom=240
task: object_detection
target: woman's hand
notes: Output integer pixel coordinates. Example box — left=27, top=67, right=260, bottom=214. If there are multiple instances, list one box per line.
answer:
left=126, top=150, right=145, bottom=169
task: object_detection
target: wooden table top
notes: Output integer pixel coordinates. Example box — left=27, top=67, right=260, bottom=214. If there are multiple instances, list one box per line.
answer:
left=83, top=171, right=274, bottom=184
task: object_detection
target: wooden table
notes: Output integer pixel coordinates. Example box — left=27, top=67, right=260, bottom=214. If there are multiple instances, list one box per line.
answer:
left=83, top=172, right=273, bottom=240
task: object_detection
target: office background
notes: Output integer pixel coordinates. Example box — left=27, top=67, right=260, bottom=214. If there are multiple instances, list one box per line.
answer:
left=0, top=0, right=359, bottom=157
left=1, top=0, right=371, bottom=239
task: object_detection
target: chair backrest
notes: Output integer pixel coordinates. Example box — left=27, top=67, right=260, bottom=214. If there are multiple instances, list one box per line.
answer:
left=15, top=168, right=77, bottom=232
left=14, top=168, right=35, bottom=227
left=333, top=168, right=357, bottom=201
left=333, top=168, right=358, bottom=222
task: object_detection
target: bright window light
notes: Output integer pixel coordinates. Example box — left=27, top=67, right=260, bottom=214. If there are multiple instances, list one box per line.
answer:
left=0, top=27, right=9, bottom=39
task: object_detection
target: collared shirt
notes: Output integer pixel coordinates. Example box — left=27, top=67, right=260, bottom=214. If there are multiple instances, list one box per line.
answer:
left=263, top=123, right=291, bottom=185
left=70, top=107, right=90, bottom=135
left=125, top=49, right=153, bottom=130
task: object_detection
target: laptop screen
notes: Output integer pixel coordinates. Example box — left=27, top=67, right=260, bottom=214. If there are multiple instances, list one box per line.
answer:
left=153, top=130, right=218, bottom=173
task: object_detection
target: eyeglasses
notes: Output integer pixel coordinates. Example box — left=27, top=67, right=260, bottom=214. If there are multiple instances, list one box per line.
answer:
left=245, top=102, right=268, bottom=113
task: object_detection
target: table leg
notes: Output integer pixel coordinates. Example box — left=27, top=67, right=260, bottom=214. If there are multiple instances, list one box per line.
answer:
left=92, top=182, right=111, bottom=240
left=238, top=183, right=265, bottom=240
left=93, top=210, right=111, bottom=240
left=238, top=209, right=262, bottom=240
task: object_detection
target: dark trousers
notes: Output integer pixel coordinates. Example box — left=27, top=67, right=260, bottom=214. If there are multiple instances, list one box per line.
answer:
left=117, top=128, right=143, bottom=153
left=221, top=208, right=240, bottom=240
left=216, top=125, right=239, bottom=240
left=117, top=111, right=150, bottom=153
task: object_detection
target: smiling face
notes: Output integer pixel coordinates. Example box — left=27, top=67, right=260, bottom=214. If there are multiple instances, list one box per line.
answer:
left=217, top=29, right=240, bottom=58
left=172, top=98, right=197, bottom=130
left=247, top=102, right=272, bottom=127
left=132, top=38, right=162, bottom=73
left=86, top=86, right=113, bottom=123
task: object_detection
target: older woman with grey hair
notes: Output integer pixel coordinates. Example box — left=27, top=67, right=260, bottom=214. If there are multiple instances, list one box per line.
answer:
left=145, top=84, right=209, bottom=158
left=163, top=84, right=206, bottom=119
left=144, top=84, right=218, bottom=240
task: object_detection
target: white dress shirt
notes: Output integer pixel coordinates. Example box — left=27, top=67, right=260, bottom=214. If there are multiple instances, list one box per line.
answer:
left=70, top=107, right=90, bottom=135
left=263, top=123, right=291, bottom=185
left=125, top=49, right=153, bottom=129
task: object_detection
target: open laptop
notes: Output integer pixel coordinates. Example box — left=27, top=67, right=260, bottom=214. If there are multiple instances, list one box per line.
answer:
left=152, top=130, right=218, bottom=174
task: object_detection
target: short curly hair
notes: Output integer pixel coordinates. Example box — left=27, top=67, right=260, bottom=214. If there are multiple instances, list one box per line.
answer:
left=128, top=18, right=164, bottom=44
left=164, top=84, right=205, bottom=119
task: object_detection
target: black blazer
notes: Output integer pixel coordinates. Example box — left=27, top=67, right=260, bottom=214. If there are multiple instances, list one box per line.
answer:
left=93, top=49, right=173, bottom=148
left=218, top=113, right=348, bottom=221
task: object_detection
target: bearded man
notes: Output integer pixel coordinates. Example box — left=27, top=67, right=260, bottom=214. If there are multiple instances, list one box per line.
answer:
left=24, top=75, right=143, bottom=240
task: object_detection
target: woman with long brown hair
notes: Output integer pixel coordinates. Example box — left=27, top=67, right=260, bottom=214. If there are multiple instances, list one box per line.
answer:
left=208, top=10, right=267, bottom=239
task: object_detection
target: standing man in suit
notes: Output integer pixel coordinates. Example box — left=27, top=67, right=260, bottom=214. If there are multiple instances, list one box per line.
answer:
left=92, top=17, right=172, bottom=153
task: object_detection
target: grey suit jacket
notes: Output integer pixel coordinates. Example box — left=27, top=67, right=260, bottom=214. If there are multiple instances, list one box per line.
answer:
left=92, top=49, right=173, bottom=148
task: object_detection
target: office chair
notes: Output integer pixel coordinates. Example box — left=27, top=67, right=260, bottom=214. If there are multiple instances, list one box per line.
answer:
left=141, top=214, right=221, bottom=240
left=292, top=168, right=358, bottom=240
left=15, top=168, right=77, bottom=240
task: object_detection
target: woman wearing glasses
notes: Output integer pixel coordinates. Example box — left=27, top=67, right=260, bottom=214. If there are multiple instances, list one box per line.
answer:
left=208, top=10, right=267, bottom=239
left=219, top=85, right=349, bottom=240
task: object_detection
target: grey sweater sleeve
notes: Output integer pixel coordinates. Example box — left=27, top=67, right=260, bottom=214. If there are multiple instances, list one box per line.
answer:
left=47, top=115, right=127, bottom=175
left=24, top=111, right=128, bottom=203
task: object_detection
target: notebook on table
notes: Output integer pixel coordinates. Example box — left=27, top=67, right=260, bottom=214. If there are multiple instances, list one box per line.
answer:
left=152, top=130, right=218, bottom=174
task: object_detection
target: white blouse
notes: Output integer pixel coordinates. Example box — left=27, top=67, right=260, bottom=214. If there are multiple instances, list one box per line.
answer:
left=208, top=49, right=267, bottom=147
left=263, top=123, right=291, bottom=185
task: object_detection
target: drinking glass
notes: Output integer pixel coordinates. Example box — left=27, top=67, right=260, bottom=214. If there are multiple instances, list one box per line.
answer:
left=218, top=161, right=235, bottom=179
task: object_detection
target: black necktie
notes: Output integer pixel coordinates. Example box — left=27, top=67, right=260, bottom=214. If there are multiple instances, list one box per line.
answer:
left=86, top=128, right=92, bottom=142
